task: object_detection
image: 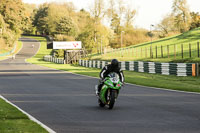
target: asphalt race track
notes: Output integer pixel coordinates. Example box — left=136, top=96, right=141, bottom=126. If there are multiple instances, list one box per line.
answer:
left=0, top=38, right=200, bottom=133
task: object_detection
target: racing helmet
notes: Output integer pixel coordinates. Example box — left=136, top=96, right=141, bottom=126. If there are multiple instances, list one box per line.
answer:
left=111, top=59, right=119, bottom=67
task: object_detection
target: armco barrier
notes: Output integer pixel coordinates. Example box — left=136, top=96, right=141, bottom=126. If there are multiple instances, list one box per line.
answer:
left=79, top=59, right=199, bottom=77
left=43, top=55, right=64, bottom=64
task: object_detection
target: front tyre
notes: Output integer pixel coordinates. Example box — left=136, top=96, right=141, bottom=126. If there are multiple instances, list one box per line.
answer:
left=108, top=90, right=116, bottom=109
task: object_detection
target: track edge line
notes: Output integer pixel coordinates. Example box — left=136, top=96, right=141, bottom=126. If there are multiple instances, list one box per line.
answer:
left=0, top=95, right=56, bottom=133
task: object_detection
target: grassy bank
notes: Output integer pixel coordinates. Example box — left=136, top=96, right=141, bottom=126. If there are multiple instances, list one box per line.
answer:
left=25, top=36, right=200, bottom=93
left=0, top=98, right=48, bottom=133
left=0, top=41, right=23, bottom=61
left=87, top=28, right=200, bottom=63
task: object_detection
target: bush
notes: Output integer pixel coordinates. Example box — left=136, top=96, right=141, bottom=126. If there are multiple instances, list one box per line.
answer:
left=53, top=34, right=75, bottom=41
left=125, top=29, right=152, bottom=46
left=109, top=28, right=155, bottom=48
left=2, top=30, right=17, bottom=47
left=0, top=37, right=6, bottom=50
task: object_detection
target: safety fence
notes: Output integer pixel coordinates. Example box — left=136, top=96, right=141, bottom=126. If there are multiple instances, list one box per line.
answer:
left=79, top=59, right=199, bottom=77
left=43, top=55, right=65, bottom=64
left=100, top=42, right=200, bottom=60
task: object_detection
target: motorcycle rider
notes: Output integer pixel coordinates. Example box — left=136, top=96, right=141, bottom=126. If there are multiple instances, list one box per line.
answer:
left=96, top=59, right=124, bottom=95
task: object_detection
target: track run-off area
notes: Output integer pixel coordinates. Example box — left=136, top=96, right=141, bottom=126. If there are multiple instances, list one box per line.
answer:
left=0, top=38, right=200, bottom=133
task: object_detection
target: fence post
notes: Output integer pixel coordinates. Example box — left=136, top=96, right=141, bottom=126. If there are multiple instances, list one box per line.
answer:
left=197, top=42, right=199, bottom=58
left=181, top=44, right=183, bottom=59
left=120, top=48, right=122, bottom=57
left=167, top=45, right=170, bottom=58
left=151, top=45, right=154, bottom=58
left=156, top=45, right=157, bottom=58
left=145, top=47, right=147, bottom=58
left=132, top=48, right=134, bottom=57
left=196, top=63, right=199, bottom=76
left=128, top=48, right=130, bottom=57
left=174, top=44, right=176, bottom=59
left=136, top=48, right=138, bottom=58
left=150, top=46, right=152, bottom=58
left=111, top=48, right=115, bottom=56
left=152, top=46, right=153, bottom=58
left=189, top=43, right=191, bottom=58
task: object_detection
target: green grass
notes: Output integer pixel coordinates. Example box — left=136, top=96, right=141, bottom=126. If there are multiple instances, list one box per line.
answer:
left=0, top=98, right=48, bottom=133
left=26, top=36, right=200, bottom=93
left=88, top=28, right=200, bottom=63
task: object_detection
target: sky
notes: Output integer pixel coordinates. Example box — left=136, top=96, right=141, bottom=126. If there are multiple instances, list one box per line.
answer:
left=22, top=0, right=200, bottom=30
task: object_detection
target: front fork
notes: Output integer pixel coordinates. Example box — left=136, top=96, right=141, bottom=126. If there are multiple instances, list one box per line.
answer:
left=100, top=87, right=119, bottom=104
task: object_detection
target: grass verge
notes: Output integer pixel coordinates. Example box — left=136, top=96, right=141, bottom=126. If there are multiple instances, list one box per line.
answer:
left=0, top=98, right=48, bottom=133
left=25, top=36, right=200, bottom=93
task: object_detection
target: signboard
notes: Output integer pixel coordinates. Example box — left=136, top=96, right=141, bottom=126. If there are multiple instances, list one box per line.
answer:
left=53, top=41, right=82, bottom=49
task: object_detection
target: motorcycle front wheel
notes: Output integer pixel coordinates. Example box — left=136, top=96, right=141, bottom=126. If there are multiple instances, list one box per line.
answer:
left=108, top=90, right=116, bottom=109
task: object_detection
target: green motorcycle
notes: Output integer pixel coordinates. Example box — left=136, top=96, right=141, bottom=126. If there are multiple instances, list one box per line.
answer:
left=95, top=72, right=123, bottom=109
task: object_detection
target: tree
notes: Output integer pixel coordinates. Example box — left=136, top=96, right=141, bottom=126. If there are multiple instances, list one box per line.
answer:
left=117, top=0, right=125, bottom=21
left=0, top=14, right=5, bottom=33
left=90, top=0, right=106, bottom=43
left=0, top=0, right=27, bottom=47
left=90, top=0, right=105, bottom=22
left=75, top=9, right=91, bottom=32
left=32, top=4, right=49, bottom=35
left=46, top=3, right=76, bottom=35
left=22, top=4, right=37, bottom=34
left=76, top=21, right=96, bottom=53
left=106, top=0, right=137, bottom=48
left=190, top=12, right=200, bottom=30
left=0, top=14, right=6, bottom=48
left=110, top=13, right=122, bottom=35
left=156, top=14, right=178, bottom=37
left=0, top=0, right=26, bottom=34
left=124, top=7, right=136, bottom=29
left=56, top=16, right=78, bottom=36
left=33, top=2, right=78, bottom=36
left=172, top=0, right=191, bottom=32
left=107, top=0, right=115, bottom=18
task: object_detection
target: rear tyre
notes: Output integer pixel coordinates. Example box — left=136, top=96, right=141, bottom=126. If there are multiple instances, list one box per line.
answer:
left=108, top=90, right=116, bottom=109
left=98, top=99, right=105, bottom=107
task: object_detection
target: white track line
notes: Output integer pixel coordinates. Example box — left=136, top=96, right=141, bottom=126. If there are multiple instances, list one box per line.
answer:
left=0, top=95, right=56, bottom=133
left=0, top=37, right=57, bottom=133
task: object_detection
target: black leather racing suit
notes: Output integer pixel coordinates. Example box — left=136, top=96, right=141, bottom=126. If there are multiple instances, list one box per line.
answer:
left=98, top=64, right=124, bottom=92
